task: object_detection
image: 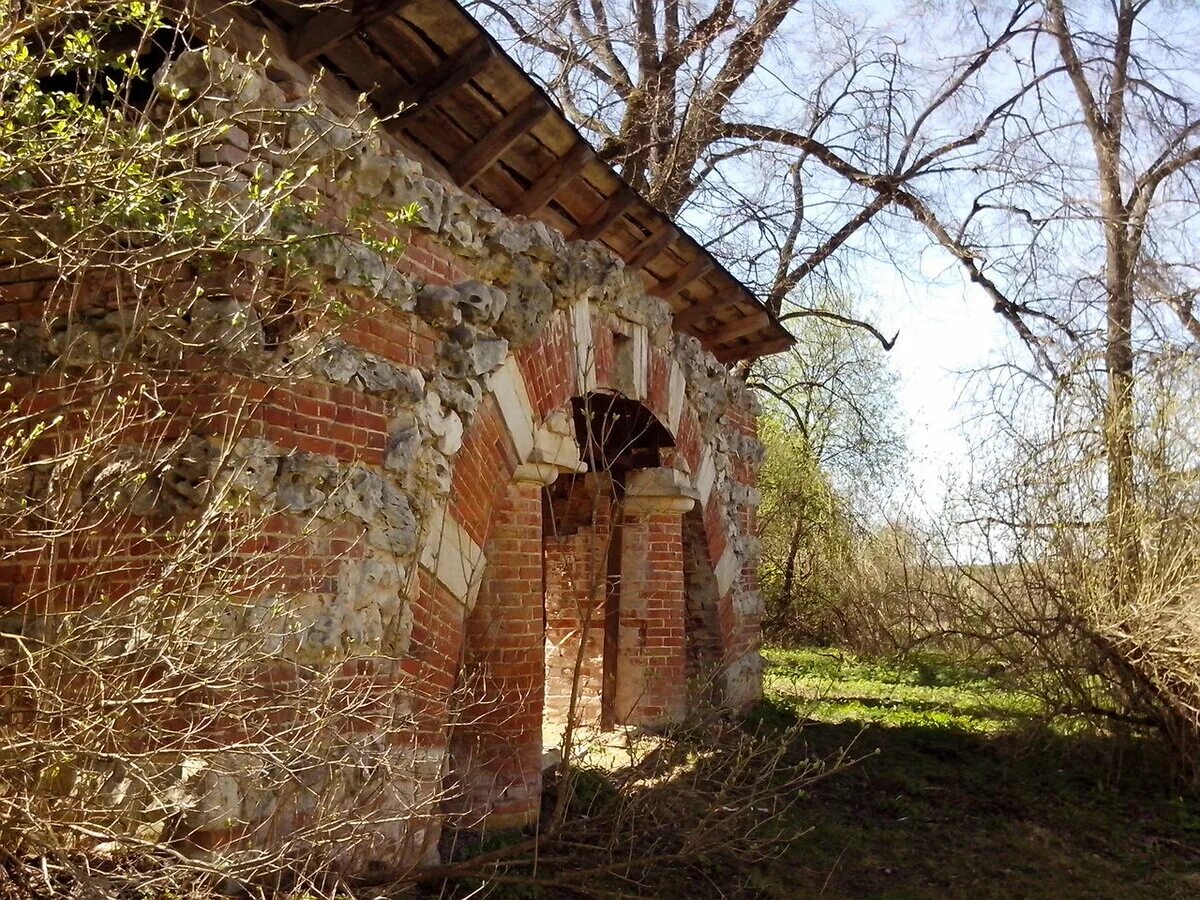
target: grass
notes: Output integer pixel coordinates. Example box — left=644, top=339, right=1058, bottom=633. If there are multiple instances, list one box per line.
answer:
left=436, top=649, right=1200, bottom=898
left=763, top=647, right=1042, bottom=732
left=750, top=646, right=1200, bottom=899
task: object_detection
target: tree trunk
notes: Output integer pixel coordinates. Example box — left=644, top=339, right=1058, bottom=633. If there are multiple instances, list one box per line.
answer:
left=779, top=518, right=804, bottom=605
left=1104, top=254, right=1141, bottom=606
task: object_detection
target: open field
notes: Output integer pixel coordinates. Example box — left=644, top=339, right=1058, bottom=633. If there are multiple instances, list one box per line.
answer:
left=747, top=647, right=1200, bottom=898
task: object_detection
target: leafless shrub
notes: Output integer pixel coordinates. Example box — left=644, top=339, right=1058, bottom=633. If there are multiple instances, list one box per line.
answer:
left=0, top=2, right=478, bottom=893
left=423, top=713, right=843, bottom=898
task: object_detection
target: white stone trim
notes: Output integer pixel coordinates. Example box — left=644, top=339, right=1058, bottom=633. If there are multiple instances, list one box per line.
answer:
left=531, top=421, right=586, bottom=473
left=629, top=322, right=648, bottom=400
left=488, top=357, right=536, bottom=463
left=625, top=466, right=699, bottom=514
left=512, top=461, right=563, bottom=486
left=694, top=450, right=716, bottom=504
left=420, top=506, right=487, bottom=612
left=714, top=543, right=740, bottom=597
left=571, top=301, right=596, bottom=394
left=667, top=361, right=686, bottom=433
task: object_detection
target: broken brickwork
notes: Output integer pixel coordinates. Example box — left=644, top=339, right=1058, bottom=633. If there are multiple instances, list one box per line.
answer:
left=0, top=37, right=766, bottom=870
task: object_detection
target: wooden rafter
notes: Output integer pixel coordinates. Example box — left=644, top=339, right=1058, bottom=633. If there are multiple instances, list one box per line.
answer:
left=704, top=310, right=770, bottom=345
left=649, top=256, right=713, bottom=299
left=328, top=43, right=407, bottom=106
left=673, top=287, right=744, bottom=328
left=571, top=185, right=637, bottom=242
left=391, top=34, right=494, bottom=117
left=290, top=0, right=415, bottom=64
left=507, top=140, right=593, bottom=216
left=715, top=333, right=792, bottom=363
left=451, top=91, right=550, bottom=187
left=255, top=0, right=794, bottom=362
left=750, top=334, right=794, bottom=357
left=626, top=223, right=678, bottom=270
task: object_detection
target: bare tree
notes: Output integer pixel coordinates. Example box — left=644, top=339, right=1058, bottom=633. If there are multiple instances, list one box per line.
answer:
left=472, top=1, right=1050, bottom=336
left=1036, top=0, right=1200, bottom=601
left=479, top=0, right=1200, bottom=595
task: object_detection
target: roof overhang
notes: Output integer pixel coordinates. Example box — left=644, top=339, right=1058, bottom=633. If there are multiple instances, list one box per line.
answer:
left=244, top=0, right=795, bottom=363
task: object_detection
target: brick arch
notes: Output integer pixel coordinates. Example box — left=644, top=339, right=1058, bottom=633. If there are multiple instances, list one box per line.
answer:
left=422, top=299, right=736, bottom=629
left=424, top=299, right=749, bottom=831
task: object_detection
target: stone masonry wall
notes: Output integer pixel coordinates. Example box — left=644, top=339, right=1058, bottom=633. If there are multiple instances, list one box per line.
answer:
left=0, top=42, right=766, bottom=868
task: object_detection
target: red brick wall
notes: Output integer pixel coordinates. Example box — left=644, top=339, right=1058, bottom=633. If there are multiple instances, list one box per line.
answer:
left=615, top=505, right=687, bottom=727
left=515, top=314, right=575, bottom=420
left=543, top=474, right=613, bottom=737
left=449, top=480, right=545, bottom=829
left=1, top=242, right=765, bottom=852
left=449, top=395, right=519, bottom=548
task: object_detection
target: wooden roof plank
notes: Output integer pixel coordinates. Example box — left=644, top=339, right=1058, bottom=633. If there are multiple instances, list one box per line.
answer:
left=673, top=287, right=745, bottom=328
left=290, top=0, right=416, bottom=64
left=752, top=334, right=795, bottom=357
left=450, top=91, right=550, bottom=187
left=649, top=255, right=713, bottom=299
left=507, top=140, right=593, bottom=217
left=572, top=185, right=637, bottom=242
left=324, top=40, right=406, bottom=101
left=626, top=222, right=678, bottom=270
left=392, top=33, right=494, bottom=117
left=715, top=333, right=792, bottom=363
left=703, top=310, right=771, bottom=345
left=544, top=163, right=605, bottom=225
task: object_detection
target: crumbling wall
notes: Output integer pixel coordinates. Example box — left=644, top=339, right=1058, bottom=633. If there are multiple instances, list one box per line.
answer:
left=0, top=43, right=766, bottom=869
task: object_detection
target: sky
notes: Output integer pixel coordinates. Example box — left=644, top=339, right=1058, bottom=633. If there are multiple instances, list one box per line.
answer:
left=866, top=255, right=1013, bottom=519
left=787, top=0, right=1024, bottom=520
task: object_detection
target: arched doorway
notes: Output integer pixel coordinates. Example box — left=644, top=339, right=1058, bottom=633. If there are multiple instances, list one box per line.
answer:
left=447, top=392, right=699, bottom=832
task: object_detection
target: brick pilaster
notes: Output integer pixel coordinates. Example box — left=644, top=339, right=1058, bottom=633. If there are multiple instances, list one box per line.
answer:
left=543, top=474, right=614, bottom=743
left=614, top=468, right=698, bottom=728
left=448, top=474, right=547, bottom=830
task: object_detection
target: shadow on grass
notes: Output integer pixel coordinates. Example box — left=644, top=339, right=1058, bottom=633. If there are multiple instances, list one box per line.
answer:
left=425, top=650, right=1200, bottom=899
left=425, top=712, right=826, bottom=899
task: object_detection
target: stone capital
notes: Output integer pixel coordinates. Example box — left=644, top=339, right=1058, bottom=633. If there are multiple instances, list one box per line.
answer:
left=516, top=412, right=587, bottom=487
left=623, top=466, right=700, bottom=514
left=512, top=461, right=564, bottom=486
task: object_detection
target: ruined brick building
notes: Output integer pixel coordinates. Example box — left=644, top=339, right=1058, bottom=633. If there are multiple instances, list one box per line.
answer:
left=0, top=0, right=792, bottom=869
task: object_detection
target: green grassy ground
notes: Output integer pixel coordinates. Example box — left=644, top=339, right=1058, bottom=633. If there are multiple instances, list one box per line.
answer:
left=437, top=649, right=1199, bottom=899
left=752, top=647, right=1200, bottom=899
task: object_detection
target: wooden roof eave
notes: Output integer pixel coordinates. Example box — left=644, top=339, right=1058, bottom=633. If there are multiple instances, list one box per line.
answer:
left=248, top=0, right=794, bottom=363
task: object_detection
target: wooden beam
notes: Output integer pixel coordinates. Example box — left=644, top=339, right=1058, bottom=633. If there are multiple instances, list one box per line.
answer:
left=650, top=255, right=713, bottom=299
left=749, top=334, right=795, bottom=357
left=289, top=0, right=414, bottom=65
left=625, top=223, right=678, bottom=270
left=673, top=287, right=744, bottom=329
left=571, top=185, right=637, bottom=242
left=389, top=34, right=494, bottom=117
left=451, top=92, right=551, bottom=187
left=507, top=141, right=594, bottom=217
left=715, top=333, right=793, bottom=364
left=702, top=310, right=771, bottom=345
left=324, top=37, right=406, bottom=101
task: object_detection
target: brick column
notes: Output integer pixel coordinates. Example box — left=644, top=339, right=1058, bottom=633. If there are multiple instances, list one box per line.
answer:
left=615, top=468, right=699, bottom=729
left=449, top=463, right=555, bottom=831
left=543, top=473, right=613, bottom=746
